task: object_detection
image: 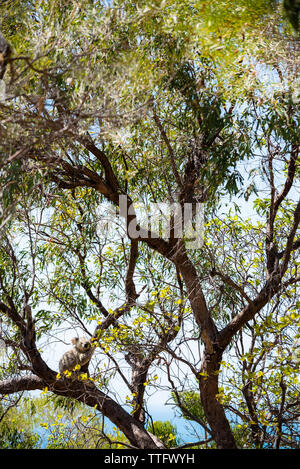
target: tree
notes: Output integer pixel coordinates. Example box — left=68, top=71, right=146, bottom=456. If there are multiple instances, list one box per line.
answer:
left=0, top=0, right=299, bottom=449
left=0, top=397, right=40, bottom=449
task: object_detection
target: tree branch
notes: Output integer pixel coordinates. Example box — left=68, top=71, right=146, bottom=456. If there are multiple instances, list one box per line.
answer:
left=277, top=238, right=300, bottom=259
left=152, top=108, right=183, bottom=189
left=125, top=239, right=139, bottom=303
left=0, top=375, right=46, bottom=394
left=0, top=374, right=165, bottom=448
left=77, top=135, right=122, bottom=194
left=0, top=301, right=57, bottom=380
left=210, top=268, right=253, bottom=304
left=280, top=199, right=300, bottom=276
left=265, top=145, right=299, bottom=278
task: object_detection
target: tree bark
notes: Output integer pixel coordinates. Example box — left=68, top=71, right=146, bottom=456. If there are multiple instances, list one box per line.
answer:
left=172, top=246, right=237, bottom=448
left=198, top=350, right=237, bottom=449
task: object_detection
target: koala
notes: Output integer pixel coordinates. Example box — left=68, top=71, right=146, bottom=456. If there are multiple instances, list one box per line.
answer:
left=59, top=337, right=94, bottom=377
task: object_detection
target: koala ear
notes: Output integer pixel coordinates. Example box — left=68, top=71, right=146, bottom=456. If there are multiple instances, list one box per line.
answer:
left=71, top=337, right=79, bottom=345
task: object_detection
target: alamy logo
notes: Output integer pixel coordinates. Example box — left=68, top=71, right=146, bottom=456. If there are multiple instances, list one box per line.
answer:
left=97, top=195, right=204, bottom=249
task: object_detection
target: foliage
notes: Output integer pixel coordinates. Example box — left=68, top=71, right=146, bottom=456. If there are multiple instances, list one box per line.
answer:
left=146, top=420, right=179, bottom=448
left=0, top=400, right=41, bottom=449
left=0, top=421, right=40, bottom=449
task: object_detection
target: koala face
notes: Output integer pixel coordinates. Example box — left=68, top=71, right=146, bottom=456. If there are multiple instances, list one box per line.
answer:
left=72, top=337, right=91, bottom=353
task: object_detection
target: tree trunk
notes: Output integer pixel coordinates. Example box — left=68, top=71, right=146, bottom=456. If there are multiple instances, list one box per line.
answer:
left=199, top=350, right=237, bottom=449
left=173, top=246, right=237, bottom=448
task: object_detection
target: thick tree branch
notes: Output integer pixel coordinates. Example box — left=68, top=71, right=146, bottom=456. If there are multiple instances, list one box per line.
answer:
left=0, top=375, right=47, bottom=394
left=125, top=239, right=139, bottom=303
left=0, top=301, right=57, bottom=380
